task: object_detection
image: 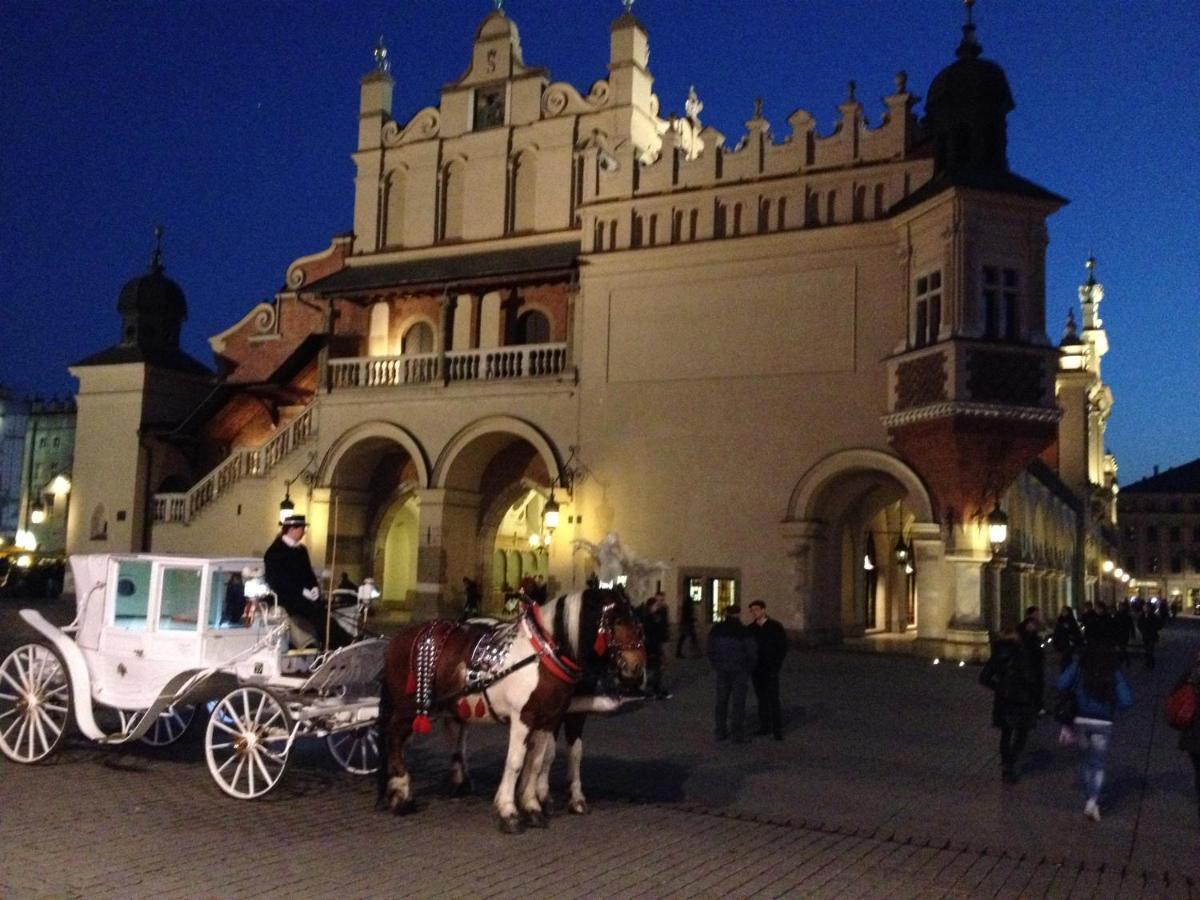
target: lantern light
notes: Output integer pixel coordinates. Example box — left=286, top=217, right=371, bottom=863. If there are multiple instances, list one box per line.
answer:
left=278, top=491, right=295, bottom=524
left=29, top=500, right=46, bottom=525
left=987, top=503, right=1009, bottom=550
left=894, top=536, right=909, bottom=563
left=1101, top=559, right=1114, bottom=573
left=543, top=494, right=560, bottom=531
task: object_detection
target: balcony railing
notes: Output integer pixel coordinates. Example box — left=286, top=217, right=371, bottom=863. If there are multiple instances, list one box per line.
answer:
left=152, top=403, right=316, bottom=524
left=327, top=343, right=569, bottom=390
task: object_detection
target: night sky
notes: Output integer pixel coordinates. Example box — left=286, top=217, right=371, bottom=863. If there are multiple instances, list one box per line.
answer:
left=1, top=1, right=1196, bottom=485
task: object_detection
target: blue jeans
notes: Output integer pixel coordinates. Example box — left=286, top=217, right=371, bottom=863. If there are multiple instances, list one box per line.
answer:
left=1076, top=720, right=1112, bottom=803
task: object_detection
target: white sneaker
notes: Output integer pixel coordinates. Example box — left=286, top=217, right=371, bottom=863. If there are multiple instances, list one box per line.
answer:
left=1084, top=799, right=1101, bottom=822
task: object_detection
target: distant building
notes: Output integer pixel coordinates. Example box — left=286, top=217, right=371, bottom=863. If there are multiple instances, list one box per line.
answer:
left=67, top=7, right=1121, bottom=657
left=19, top=398, right=77, bottom=555
left=0, top=386, right=29, bottom=536
left=1118, top=460, right=1200, bottom=612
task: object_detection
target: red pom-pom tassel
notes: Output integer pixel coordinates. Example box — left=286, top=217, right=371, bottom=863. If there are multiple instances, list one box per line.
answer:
left=413, top=714, right=432, bottom=734
left=593, top=633, right=608, bottom=657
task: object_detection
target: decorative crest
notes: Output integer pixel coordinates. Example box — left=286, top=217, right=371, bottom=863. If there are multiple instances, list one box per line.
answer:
left=685, top=85, right=703, bottom=123
left=373, top=35, right=390, bottom=73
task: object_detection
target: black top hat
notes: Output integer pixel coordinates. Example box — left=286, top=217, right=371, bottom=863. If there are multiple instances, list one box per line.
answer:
left=281, top=514, right=308, bottom=529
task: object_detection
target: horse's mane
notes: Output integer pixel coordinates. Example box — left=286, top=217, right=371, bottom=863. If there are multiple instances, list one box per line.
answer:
left=542, top=589, right=612, bottom=692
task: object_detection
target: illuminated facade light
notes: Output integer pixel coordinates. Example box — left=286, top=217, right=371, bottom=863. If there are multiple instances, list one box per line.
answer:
left=1101, top=559, right=1114, bottom=573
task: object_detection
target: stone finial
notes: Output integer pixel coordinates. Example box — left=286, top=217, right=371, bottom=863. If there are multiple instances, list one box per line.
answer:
left=151, top=224, right=164, bottom=269
left=894, top=70, right=908, bottom=94
left=622, top=0, right=635, bottom=11
left=373, top=35, right=390, bottom=73
left=494, top=0, right=503, bottom=9
left=1064, top=308, right=1078, bottom=338
left=753, top=97, right=763, bottom=119
left=685, top=85, right=704, bottom=123
left=847, top=80, right=857, bottom=102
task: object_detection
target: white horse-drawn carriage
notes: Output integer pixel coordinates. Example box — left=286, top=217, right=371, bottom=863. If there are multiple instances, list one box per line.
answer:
left=0, top=553, right=384, bottom=799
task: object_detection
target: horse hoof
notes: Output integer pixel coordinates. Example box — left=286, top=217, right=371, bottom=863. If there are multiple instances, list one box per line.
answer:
left=449, top=778, right=474, bottom=798
left=568, top=799, right=590, bottom=815
left=540, top=798, right=556, bottom=817
left=522, top=809, right=548, bottom=829
left=498, top=815, right=525, bottom=835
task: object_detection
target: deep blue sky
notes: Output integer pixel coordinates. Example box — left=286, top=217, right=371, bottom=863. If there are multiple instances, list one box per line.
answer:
left=1, top=1, right=1196, bottom=484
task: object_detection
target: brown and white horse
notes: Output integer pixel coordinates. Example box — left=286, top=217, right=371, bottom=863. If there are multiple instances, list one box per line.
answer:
left=378, top=588, right=645, bottom=833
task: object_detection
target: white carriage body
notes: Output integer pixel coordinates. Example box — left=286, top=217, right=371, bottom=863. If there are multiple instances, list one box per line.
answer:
left=66, top=553, right=287, bottom=710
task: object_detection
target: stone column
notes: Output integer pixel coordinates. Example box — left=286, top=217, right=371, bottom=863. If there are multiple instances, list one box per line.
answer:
left=413, top=488, right=481, bottom=619
left=937, top=522, right=992, bottom=660
left=780, top=519, right=837, bottom=643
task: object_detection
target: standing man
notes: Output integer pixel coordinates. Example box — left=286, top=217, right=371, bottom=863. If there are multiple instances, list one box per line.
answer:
left=1021, top=606, right=1045, bottom=715
left=640, top=591, right=671, bottom=699
left=707, top=604, right=757, bottom=743
left=748, top=601, right=787, bottom=740
left=676, top=594, right=700, bottom=658
left=979, top=621, right=1041, bottom=784
left=264, top=514, right=346, bottom=650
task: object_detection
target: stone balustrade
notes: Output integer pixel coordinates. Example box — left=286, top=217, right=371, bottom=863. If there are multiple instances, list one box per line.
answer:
left=327, top=343, right=568, bottom=390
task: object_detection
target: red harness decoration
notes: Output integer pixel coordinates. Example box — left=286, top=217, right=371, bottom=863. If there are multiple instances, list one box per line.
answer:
left=524, top=602, right=582, bottom=684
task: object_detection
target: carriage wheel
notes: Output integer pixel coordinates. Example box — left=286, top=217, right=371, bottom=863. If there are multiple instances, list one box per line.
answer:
left=0, top=643, right=73, bottom=764
left=205, top=687, right=292, bottom=799
left=326, top=726, right=379, bottom=775
left=142, top=705, right=196, bottom=747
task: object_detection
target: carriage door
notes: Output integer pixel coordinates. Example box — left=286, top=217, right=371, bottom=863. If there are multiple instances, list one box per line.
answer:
left=144, top=563, right=204, bottom=682
left=96, top=558, right=157, bottom=708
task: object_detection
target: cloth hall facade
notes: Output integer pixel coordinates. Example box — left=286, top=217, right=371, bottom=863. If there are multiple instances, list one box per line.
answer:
left=66, top=7, right=1119, bottom=658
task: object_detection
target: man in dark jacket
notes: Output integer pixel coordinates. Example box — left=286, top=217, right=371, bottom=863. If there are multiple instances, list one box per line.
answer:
left=980, top=622, right=1041, bottom=783
left=264, top=515, right=349, bottom=650
left=641, top=592, right=671, bottom=698
left=1138, top=609, right=1161, bottom=670
left=707, top=604, right=757, bottom=742
left=748, top=601, right=787, bottom=740
left=1052, top=606, right=1084, bottom=671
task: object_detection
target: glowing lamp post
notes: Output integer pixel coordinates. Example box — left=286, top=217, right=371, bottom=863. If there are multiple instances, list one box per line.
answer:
left=987, top=503, right=1009, bottom=553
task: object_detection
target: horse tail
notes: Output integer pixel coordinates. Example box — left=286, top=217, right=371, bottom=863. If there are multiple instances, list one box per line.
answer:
left=376, top=665, right=392, bottom=807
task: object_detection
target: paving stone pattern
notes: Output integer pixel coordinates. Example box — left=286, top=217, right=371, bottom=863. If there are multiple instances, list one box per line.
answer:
left=2, top=597, right=1198, bottom=898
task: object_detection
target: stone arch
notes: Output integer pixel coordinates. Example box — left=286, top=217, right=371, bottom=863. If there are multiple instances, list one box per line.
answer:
left=509, top=148, right=538, bottom=234
left=786, top=448, right=934, bottom=524
left=439, top=157, right=467, bottom=241
left=316, top=421, right=430, bottom=489
left=382, top=165, right=408, bottom=248
left=432, top=416, right=562, bottom=492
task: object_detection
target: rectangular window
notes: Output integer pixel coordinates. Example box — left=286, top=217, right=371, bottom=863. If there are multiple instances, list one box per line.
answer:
left=113, top=560, right=152, bottom=630
left=159, top=567, right=203, bottom=631
left=913, top=270, right=942, bottom=348
left=983, top=265, right=1021, bottom=341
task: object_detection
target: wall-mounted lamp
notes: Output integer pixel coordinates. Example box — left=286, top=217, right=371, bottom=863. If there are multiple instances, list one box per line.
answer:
left=894, top=536, right=910, bottom=563
left=278, top=453, right=318, bottom=524
left=29, top=500, right=46, bottom=525
left=1101, top=559, right=1115, bottom=573
left=987, top=503, right=1009, bottom=551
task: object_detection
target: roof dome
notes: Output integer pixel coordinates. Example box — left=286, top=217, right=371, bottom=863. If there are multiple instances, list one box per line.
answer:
left=117, top=261, right=187, bottom=321
left=922, top=21, right=1014, bottom=177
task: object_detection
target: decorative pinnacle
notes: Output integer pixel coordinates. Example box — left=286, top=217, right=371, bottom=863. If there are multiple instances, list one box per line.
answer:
left=494, top=0, right=503, bottom=10
left=622, top=0, right=635, bottom=12
left=151, top=225, right=164, bottom=269
left=957, top=0, right=982, bottom=58
left=895, top=70, right=908, bottom=94
left=753, top=97, right=764, bottom=119
left=373, top=35, right=389, bottom=73
left=847, top=80, right=857, bottom=102
left=1084, top=254, right=1098, bottom=286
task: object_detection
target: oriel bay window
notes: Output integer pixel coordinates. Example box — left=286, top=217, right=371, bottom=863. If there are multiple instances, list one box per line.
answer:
left=982, top=265, right=1021, bottom=341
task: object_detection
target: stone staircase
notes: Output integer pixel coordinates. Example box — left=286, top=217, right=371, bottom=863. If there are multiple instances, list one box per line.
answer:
left=152, top=404, right=316, bottom=524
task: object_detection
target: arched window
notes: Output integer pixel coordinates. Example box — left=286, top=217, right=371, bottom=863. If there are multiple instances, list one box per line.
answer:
left=873, top=184, right=885, bottom=218
left=509, top=152, right=536, bottom=233
left=714, top=202, right=727, bottom=238
left=826, top=190, right=837, bottom=225
left=631, top=213, right=644, bottom=248
left=383, top=168, right=406, bottom=247
left=515, top=310, right=551, bottom=345
left=758, top=199, right=771, bottom=232
left=805, top=191, right=819, bottom=227
left=732, top=203, right=743, bottom=236
left=440, top=161, right=466, bottom=241
left=401, top=321, right=435, bottom=355
left=594, top=219, right=605, bottom=252
left=852, top=185, right=866, bottom=222
left=90, top=504, right=108, bottom=541
left=647, top=213, right=658, bottom=247
left=368, top=302, right=390, bottom=356
left=671, top=210, right=683, bottom=244
left=689, top=209, right=699, bottom=241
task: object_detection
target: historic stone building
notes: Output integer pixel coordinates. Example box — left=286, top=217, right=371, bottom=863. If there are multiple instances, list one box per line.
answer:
left=1118, top=460, right=1200, bottom=613
left=66, top=6, right=1119, bottom=657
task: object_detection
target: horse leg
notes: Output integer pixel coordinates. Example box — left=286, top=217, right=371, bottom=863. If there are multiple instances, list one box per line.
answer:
left=535, top=726, right=559, bottom=816
left=445, top=718, right=473, bottom=796
left=516, top=730, right=551, bottom=828
left=564, top=712, right=590, bottom=815
left=381, top=707, right=416, bottom=814
left=494, top=719, right=532, bottom=833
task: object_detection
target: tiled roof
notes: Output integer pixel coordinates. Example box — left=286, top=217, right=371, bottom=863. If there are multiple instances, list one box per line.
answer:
left=1122, top=458, right=1200, bottom=494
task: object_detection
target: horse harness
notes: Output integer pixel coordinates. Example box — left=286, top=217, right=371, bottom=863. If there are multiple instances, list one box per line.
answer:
left=406, top=602, right=583, bottom=729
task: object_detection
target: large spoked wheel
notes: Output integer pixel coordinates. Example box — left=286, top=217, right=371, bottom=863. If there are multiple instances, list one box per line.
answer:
left=118, top=705, right=197, bottom=747
left=327, top=726, right=379, bottom=775
left=205, top=687, right=292, bottom=800
left=0, top=643, right=73, bottom=764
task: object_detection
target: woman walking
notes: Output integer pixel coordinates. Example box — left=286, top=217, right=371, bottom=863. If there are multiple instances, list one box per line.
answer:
left=1056, top=642, right=1133, bottom=821
left=1174, top=650, right=1200, bottom=824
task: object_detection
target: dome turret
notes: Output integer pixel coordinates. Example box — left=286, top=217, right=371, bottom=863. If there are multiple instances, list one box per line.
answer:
left=922, top=0, right=1014, bottom=178
left=116, top=226, right=187, bottom=350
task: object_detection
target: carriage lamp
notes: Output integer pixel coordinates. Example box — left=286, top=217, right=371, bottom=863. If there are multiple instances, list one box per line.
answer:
left=278, top=490, right=295, bottom=524
left=894, top=536, right=910, bottom=563
left=29, top=500, right=46, bottom=525
left=986, top=503, right=1009, bottom=551
left=542, top=494, right=560, bottom=531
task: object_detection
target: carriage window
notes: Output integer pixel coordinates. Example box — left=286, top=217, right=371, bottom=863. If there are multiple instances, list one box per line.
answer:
left=159, top=567, right=202, bottom=631
left=113, top=560, right=152, bottom=629
left=209, top=571, right=246, bottom=629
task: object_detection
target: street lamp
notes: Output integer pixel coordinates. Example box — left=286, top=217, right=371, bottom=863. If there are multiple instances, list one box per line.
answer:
left=542, top=493, right=560, bottom=532
left=278, top=489, right=295, bottom=524
left=29, top=500, right=46, bottom=525
left=1102, top=559, right=1114, bottom=574
left=987, top=503, right=1009, bottom=551
left=894, top=536, right=910, bottom=563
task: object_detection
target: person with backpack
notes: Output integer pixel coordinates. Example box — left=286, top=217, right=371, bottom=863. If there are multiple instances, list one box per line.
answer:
left=1170, top=650, right=1200, bottom=824
left=980, top=622, right=1042, bottom=784
left=1056, top=641, right=1134, bottom=821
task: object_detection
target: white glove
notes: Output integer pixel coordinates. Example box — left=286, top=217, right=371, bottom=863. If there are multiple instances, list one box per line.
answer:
left=302, top=586, right=320, bottom=601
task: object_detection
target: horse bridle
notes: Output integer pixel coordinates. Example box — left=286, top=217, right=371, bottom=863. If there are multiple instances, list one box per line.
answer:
left=591, top=597, right=646, bottom=658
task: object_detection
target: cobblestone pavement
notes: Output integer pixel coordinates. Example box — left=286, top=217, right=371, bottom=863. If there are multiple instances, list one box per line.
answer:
left=2, top=596, right=1198, bottom=898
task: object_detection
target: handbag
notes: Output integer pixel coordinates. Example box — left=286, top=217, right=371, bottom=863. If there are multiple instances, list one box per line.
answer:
left=1165, top=681, right=1198, bottom=730
left=1053, top=688, right=1078, bottom=725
